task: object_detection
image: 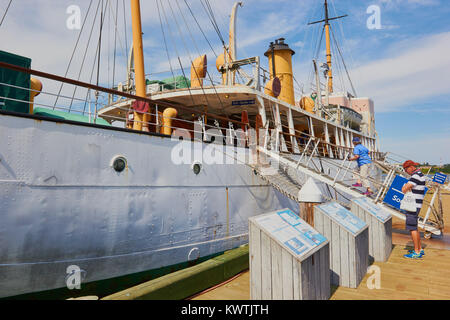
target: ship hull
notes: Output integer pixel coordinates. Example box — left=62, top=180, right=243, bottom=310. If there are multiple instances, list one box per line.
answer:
left=0, top=112, right=299, bottom=298
left=0, top=112, right=380, bottom=298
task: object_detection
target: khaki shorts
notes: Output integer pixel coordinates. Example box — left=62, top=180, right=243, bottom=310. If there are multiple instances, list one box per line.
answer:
left=354, top=163, right=371, bottom=188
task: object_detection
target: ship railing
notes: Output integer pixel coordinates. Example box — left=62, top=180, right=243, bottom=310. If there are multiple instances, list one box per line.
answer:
left=0, top=61, right=254, bottom=143
left=259, top=125, right=388, bottom=193
left=272, top=120, right=383, bottom=161
left=0, top=88, right=251, bottom=146
left=0, top=61, right=382, bottom=161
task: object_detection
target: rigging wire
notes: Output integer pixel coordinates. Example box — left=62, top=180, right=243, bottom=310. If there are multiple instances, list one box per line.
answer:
left=182, top=0, right=218, bottom=58
left=330, top=25, right=346, bottom=93
left=53, top=0, right=94, bottom=109
left=330, top=26, right=357, bottom=97
left=107, top=1, right=111, bottom=89
left=169, top=0, right=215, bottom=106
left=83, top=1, right=110, bottom=113
left=158, top=0, right=196, bottom=106
left=0, top=0, right=12, bottom=27
left=69, top=0, right=102, bottom=111
left=173, top=0, right=226, bottom=111
left=308, top=25, right=325, bottom=93
left=330, top=0, right=359, bottom=89
left=122, top=0, right=129, bottom=58
left=199, top=0, right=226, bottom=50
left=156, top=0, right=176, bottom=80
left=96, top=0, right=106, bottom=88
left=112, top=0, right=119, bottom=89
left=107, top=1, right=129, bottom=66
left=306, top=4, right=325, bottom=90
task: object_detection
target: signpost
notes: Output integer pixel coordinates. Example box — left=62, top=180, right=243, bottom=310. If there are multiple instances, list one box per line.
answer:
left=351, top=197, right=392, bottom=262
left=433, top=173, right=448, bottom=185
left=314, top=202, right=369, bottom=288
left=249, top=209, right=330, bottom=300
left=383, top=175, right=428, bottom=210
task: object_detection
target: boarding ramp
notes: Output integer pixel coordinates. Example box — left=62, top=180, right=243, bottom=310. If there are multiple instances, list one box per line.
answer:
left=253, top=143, right=444, bottom=237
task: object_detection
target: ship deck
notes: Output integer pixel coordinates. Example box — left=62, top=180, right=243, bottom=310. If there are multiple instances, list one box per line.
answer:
left=190, top=191, right=450, bottom=300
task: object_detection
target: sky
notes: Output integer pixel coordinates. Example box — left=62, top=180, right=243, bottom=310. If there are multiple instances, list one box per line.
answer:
left=0, top=0, right=449, bottom=164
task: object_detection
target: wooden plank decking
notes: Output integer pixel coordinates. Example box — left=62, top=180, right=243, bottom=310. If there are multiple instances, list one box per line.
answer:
left=191, top=245, right=450, bottom=300
left=191, top=192, right=450, bottom=300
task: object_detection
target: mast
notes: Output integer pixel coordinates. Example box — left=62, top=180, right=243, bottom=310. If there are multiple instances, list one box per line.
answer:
left=130, top=0, right=148, bottom=131
left=324, top=0, right=333, bottom=93
left=308, top=0, right=347, bottom=94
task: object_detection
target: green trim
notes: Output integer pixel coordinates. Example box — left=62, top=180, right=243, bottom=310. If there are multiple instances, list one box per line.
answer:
left=33, top=107, right=112, bottom=126
left=4, top=251, right=228, bottom=300
left=102, top=245, right=249, bottom=300
left=0, top=50, right=31, bottom=114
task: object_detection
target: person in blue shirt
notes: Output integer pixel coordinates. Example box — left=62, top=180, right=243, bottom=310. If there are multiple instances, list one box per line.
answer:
left=348, top=137, right=374, bottom=196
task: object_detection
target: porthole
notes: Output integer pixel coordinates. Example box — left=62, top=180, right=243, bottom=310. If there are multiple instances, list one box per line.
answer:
left=112, top=156, right=127, bottom=173
left=192, top=162, right=202, bottom=175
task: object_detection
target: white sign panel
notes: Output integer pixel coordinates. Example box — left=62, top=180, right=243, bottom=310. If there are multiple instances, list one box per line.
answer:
left=317, top=202, right=367, bottom=235
left=353, top=197, right=391, bottom=223
left=254, top=209, right=327, bottom=258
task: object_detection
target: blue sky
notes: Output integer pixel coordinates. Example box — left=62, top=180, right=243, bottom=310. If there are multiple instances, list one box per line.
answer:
left=0, top=0, right=449, bottom=164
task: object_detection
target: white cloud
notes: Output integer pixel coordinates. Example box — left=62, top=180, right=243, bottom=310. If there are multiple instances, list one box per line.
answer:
left=380, top=134, right=450, bottom=164
left=350, top=31, right=450, bottom=112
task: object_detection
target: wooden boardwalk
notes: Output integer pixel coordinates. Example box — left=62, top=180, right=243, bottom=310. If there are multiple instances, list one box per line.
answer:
left=191, top=244, right=450, bottom=300
left=191, top=193, right=450, bottom=300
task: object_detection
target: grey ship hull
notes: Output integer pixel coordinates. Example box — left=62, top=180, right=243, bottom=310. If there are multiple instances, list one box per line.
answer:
left=0, top=112, right=301, bottom=298
left=0, top=112, right=377, bottom=298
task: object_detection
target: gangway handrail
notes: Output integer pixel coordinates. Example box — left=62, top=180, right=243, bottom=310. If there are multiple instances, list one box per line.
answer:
left=256, top=146, right=443, bottom=236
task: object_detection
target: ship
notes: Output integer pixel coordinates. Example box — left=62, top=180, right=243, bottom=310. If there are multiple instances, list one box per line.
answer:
left=0, top=0, right=442, bottom=299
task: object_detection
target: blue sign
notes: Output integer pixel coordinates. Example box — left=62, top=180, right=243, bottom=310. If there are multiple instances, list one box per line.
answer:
left=232, top=99, right=255, bottom=106
left=383, top=175, right=428, bottom=209
left=433, top=173, right=447, bottom=185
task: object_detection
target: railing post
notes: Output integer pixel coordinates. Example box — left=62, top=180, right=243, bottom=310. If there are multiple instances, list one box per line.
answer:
left=256, top=95, right=267, bottom=128
left=287, top=107, right=300, bottom=154
left=324, top=123, right=333, bottom=159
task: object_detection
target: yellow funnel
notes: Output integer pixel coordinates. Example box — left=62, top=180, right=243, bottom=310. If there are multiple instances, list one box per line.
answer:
left=264, top=38, right=295, bottom=106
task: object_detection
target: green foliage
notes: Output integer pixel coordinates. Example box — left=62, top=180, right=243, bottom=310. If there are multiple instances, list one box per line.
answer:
left=421, top=164, right=450, bottom=175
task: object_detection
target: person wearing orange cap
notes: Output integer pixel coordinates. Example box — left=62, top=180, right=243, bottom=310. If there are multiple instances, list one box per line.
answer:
left=401, top=160, right=426, bottom=259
